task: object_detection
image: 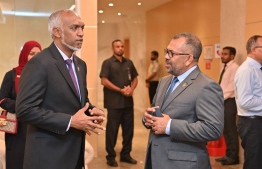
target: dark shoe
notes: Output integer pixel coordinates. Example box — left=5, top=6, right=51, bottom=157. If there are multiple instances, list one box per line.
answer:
left=107, top=159, right=118, bottom=167
left=215, top=156, right=228, bottom=162
left=221, top=157, right=239, bottom=165
left=120, top=156, right=137, bottom=164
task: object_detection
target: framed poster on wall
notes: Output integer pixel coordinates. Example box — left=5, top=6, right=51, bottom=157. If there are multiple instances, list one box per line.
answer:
left=204, top=45, right=213, bottom=60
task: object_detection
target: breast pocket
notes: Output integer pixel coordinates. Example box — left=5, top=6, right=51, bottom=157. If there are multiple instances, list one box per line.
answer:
left=167, top=150, right=197, bottom=169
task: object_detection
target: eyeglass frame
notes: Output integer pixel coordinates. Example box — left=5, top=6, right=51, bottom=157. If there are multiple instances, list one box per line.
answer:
left=164, top=48, right=191, bottom=59
left=254, top=46, right=262, bottom=48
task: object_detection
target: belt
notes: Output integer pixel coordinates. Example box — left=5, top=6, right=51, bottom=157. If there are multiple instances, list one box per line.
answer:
left=239, top=116, right=262, bottom=120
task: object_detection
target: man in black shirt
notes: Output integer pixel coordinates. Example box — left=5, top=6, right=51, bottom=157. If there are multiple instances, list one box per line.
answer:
left=100, top=39, right=138, bottom=167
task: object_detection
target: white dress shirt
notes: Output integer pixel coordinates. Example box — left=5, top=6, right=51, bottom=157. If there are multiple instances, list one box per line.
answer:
left=220, top=60, right=239, bottom=100
left=148, top=60, right=160, bottom=81
left=54, top=44, right=81, bottom=131
left=234, top=57, right=262, bottom=116
left=165, top=65, right=197, bottom=135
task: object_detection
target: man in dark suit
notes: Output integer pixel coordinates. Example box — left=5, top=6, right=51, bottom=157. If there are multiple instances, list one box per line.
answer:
left=16, top=9, right=105, bottom=169
left=143, top=32, right=224, bottom=169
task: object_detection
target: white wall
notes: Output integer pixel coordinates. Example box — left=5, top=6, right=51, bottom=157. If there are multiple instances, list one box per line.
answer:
left=97, top=14, right=147, bottom=113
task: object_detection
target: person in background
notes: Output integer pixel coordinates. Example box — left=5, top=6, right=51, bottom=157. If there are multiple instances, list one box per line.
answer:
left=15, top=9, right=105, bottom=169
left=234, top=35, right=262, bottom=169
left=100, top=39, right=138, bottom=167
left=215, top=46, right=239, bottom=165
left=0, top=40, right=42, bottom=169
left=142, top=32, right=224, bottom=169
left=145, top=51, right=160, bottom=105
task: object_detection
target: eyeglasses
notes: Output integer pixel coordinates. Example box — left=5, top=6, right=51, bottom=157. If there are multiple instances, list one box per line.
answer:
left=164, top=48, right=190, bottom=59
left=254, top=46, right=262, bottom=48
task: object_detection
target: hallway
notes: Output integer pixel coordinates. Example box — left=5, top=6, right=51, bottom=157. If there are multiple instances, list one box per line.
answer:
left=88, top=109, right=243, bottom=169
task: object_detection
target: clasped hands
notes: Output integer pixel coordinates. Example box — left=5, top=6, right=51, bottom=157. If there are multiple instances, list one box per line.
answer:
left=120, top=85, right=133, bottom=96
left=71, top=103, right=106, bottom=136
left=143, top=107, right=170, bottom=135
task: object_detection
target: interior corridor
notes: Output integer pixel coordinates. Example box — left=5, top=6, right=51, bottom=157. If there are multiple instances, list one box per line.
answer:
left=88, top=109, right=243, bottom=169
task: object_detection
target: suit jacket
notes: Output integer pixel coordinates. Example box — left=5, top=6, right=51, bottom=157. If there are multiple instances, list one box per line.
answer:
left=16, top=42, right=93, bottom=169
left=144, top=67, right=224, bottom=169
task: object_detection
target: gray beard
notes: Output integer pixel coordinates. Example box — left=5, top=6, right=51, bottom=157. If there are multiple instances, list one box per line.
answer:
left=61, top=33, right=80, bottom=51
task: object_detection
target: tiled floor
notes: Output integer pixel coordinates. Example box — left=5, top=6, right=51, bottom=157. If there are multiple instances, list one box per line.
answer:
left=88, top=110, right=243, bottom=169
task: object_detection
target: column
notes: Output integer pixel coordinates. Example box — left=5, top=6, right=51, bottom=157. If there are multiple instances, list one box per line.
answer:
left=76, top=0, right=98, bottom=157
left=220, top=0, right=245, bottom=163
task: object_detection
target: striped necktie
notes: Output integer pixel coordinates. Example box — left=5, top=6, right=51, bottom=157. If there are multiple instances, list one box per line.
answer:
left=65, top=59, right=80, bottom=96
left=163, top=77, right=178, bottom=103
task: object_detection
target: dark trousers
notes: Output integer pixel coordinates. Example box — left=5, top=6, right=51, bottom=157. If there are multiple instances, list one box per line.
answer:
left=223, top=98, right=239, bottom=160
left=238, top=116, right=262, bottom=169
left=149, top=81, right=159, bottom=105
left=145, top=144, right=152, bottom=169
left=106, top=107, right=134, bottom=160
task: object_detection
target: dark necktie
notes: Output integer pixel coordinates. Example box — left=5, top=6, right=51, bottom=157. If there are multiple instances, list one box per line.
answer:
left=163, top=77, right=178, bottom=103
left=219, top=64, right=227, bottom=84
left=65, top=59, right=80, bottom=96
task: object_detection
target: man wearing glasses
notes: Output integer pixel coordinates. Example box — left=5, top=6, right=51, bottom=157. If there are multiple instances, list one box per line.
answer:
left=142, top=32, right=224, bottom=169
left=234, top=35, right=262, bottom=169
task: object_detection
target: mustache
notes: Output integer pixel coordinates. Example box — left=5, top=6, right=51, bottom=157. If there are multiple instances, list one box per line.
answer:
left=165, top=59, right=171, bottom=64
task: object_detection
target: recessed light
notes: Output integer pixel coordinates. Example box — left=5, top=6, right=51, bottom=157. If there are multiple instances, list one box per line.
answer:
left=102, top=20, right=105, bottom=23
left=69, top=5, right=76, bottom=10
left=98, top=10, right=103, bottom=13
left=108, top=3, right=114, bottom=7
left=118, top=13, right=121, bottom=16
left=138, top=2, right=142, bottom=6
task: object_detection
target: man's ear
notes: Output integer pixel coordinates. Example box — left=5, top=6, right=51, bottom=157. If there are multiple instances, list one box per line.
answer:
left=52, top=27, right=62, bottom=38
left=185, top=54, right=194, bottom=66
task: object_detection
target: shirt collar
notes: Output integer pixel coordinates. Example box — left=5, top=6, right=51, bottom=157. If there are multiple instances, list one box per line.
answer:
left=54, top=43, right=74, bottom=61
left=247, top=57, right=261, bottom=69
left=225, top=60, right=234, bottom=67
left=112, top=55, right=126, bottom=62
left=175, top=65, right=197, bottom=82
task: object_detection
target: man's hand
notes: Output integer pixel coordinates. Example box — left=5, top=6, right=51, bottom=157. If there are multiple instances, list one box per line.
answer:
left=143, top=107, right=157, bottom=127
left=71, top=103, right=106, bottom=136
left=121, top=85, right=133, bottom=96
left=146, top=82, right=150, bottom=88
left=151, top=114, right=170, bottom=135
left=89, top=107, right=105, bottom=125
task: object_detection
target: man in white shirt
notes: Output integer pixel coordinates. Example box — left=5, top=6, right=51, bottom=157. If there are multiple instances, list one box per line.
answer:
left=145, top=51, right=161, bottom=104
left=234, top=35, right=262, bottom=169
left=215, top=47, right=239, bottom=165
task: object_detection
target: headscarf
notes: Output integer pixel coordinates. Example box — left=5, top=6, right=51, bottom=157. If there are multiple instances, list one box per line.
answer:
left=13, top=40, right=42, bottom=94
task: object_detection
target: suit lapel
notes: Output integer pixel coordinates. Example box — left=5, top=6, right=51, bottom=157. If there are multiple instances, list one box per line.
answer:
left=158, top=76, right=173, bottom=107
left=73, top=57, right=85, bottom=106
left=48, top=43, right=80, bottom=100
left=160, top=67, right=200, bottom=111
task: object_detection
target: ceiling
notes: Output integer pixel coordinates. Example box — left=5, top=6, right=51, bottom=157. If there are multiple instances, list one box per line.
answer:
left=0, top=0, right=173, bottom=23
left=97, top=0, right=172, bottom=23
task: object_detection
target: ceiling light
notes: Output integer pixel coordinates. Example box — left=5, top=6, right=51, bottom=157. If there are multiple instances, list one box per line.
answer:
left=102, top=20, right=105, bottom=23
left=108, top=3, right=114, bottom=7
left=118, top=13, right=121, bottom=16
left=2, top=11, right=50, bottom=17
left=138, top=2, right=142, bottom=6
left=98, top=10, right=103, bottom=13
left=69, top=5, right=76, bottom=10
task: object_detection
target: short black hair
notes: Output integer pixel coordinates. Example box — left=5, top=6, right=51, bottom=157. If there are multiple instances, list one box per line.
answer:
left=223, top=46, right=236, bottom=56
left=151, top=51, right=159, bottom=57
left=112, top=39, right=122, bottom=47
